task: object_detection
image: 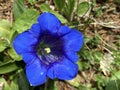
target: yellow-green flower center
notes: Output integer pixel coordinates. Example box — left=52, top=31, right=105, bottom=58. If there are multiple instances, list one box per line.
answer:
left=44, top=47, right=51, bottom=54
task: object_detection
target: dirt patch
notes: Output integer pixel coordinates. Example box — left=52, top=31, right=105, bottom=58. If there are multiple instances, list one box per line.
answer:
left=0, top=0, right=12, bottom=20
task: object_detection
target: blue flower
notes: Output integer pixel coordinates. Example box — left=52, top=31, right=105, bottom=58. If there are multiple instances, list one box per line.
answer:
left=13, top=12, right=84, bottom=86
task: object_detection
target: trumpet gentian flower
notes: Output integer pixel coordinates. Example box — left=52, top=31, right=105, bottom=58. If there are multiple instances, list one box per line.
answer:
left=13, top=12, right=83, bottom=86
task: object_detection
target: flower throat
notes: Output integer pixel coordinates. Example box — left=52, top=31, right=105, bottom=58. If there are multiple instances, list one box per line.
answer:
left=37, top=42, right=51, bottom=55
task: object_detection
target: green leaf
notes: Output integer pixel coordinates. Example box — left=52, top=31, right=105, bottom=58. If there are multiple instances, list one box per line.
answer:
left=0, top=53, right=10, bottom=66
left=17, top=69, right=30, bottom=90
left=40, top=4, right=51, bottom=12
left=0, top=20, right=10, bottom=37
left=9, top=30, right=17, bottom=44
left=54, top=0, right=65, bottom=10
left=0, top=61, right=20, bottom=74
left=7, top=47, right=22, bottom=61
left=13, top=9, right=39, bottom=33
left=94, top=74, right=109, bottom=90
left=0, top=41, right=7, bottom=52
left=28, top=0, right=36, bottom=5
left=114, top=0, right=120, bottom=4
left=40, top=4, right=68, bottom=23
left=50, top=11, right=68, bottom=24
left=0, top=20, right=11, bottom=52
left=0, top=60, right=11, bottom=67
left=62, top=0, right=75, bottom=20
left=78, top=84, right=91, bottom=90
left=111, top=71, right=120, bottom=80
left=94, top=7, right=103, bottom=17
left=80, top=62, right=90, bottom=70
left=105, top=80, right=120, bottom=90
left=68, top=0, right=75, bottom=15
left=0, top=77, right=10, bottom=90
left=0, top=38, right=9, bottom=52
left=77, top=61, right=83, bottom=71
left=13, top=0, right=27, bottom=19
left=10, top=77, right=19, bottom=90
left=84, top=36, right=91, bottom=44
left=77, top=1, right=90, bottom=16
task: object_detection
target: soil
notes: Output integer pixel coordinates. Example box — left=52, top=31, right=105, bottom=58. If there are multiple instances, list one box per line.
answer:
left=0, top=0, right=12, bottom=20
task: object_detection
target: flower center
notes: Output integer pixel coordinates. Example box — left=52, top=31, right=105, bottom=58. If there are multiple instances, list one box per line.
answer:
left=44, top=47, right=51, bottom=54
left=36, top=32, right=64, bottom=65
left=37, top=42, right=51, bottom=55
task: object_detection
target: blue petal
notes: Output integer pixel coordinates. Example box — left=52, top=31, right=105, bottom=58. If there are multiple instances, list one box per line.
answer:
left=62, top=29, right=84, bottom=52
left=65, top=52, right=79, bottom=62
left=37, top=12, right=61, bottom=34
left=13, top=31, right=38, bottom=54
left=57, top=26, right=70, bottom=36
left=47, top=57, right=78, bottom=80
left=29, top=23, right=41, bottom=38
left=26, top=58, right=47, bottom=86
left=22, top=53, right=37, bottom=63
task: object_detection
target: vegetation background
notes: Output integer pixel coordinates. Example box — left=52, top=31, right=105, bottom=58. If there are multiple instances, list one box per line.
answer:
left=0, top=0, right=120, bottom=90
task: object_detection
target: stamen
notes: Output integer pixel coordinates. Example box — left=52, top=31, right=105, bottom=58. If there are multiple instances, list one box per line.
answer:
left=44, top=47, right=51, bottom=54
